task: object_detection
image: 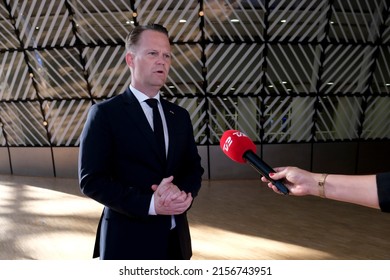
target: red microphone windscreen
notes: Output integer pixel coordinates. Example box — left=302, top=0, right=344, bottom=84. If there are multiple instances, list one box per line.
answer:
left=220, top=130, right=256, bottom=163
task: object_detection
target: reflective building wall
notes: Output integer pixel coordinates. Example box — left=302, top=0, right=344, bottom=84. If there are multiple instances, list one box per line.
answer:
left=0, top=0, right=389, bottom=179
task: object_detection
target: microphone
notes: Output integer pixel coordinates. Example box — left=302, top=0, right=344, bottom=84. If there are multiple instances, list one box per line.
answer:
left=220, top=130, right=289, bottom=195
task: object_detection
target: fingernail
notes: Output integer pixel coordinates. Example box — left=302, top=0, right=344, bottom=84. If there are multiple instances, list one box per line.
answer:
left=269, top=173, right=275, bottom=177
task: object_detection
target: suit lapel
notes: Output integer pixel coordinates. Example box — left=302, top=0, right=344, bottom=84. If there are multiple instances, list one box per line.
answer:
left=122, top=88, right=166, bottom=165
left=161, top=99, right=176, bottom=170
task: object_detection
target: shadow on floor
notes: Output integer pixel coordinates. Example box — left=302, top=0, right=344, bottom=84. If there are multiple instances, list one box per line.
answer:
left=1, top=175, right=390, bottom=259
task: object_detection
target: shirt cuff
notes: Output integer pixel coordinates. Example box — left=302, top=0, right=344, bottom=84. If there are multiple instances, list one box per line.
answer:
left=148, top=195, right=157, bottom=215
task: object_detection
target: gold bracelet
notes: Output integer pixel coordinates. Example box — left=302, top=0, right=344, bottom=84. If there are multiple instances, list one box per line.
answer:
left=318, top=173, right=328, bottom=198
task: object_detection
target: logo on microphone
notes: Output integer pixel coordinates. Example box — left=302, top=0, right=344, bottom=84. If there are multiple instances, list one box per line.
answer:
left=222, top=136, right=233, bottom=152
left=232, top=131, right=247, bottom=137
left=222, top=131, right=248, bottom=152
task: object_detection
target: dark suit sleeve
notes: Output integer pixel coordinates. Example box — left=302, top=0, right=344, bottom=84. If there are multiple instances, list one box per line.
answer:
left=169, top=108, right=204, bottom=198
left=377, top=172, right=390, bottom=213
left=78, top=103, right=151, bottom=218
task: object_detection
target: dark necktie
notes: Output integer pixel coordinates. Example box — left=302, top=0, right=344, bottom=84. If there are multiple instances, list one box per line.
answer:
left=145, top=98, right=166, bottom=160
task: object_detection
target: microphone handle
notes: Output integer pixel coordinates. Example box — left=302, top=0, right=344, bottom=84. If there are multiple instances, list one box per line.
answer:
left=243, top=150, right=289, bottom=195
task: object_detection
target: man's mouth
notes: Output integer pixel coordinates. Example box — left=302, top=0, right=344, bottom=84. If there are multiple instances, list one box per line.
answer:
left=153, top=70, right=166, bottom=77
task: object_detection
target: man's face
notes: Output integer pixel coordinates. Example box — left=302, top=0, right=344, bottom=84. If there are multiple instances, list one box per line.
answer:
left=126, top=30, right=172, bottom=95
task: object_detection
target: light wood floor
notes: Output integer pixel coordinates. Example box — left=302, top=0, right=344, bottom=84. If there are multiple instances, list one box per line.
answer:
left=1, top=174, right=390, bottom=260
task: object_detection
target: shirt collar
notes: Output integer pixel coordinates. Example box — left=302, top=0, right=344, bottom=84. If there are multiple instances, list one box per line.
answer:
left=130, top=85, right=160, bottom=103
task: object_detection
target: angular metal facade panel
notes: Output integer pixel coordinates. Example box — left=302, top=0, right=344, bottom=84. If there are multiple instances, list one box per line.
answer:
left=0, top=0, right=389, bottom=176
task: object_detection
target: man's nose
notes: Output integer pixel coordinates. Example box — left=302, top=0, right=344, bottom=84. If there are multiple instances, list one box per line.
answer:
left=157, top=55, right=168, bottom=63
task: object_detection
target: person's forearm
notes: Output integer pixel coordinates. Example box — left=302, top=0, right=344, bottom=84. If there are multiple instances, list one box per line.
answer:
left=321, top=174, right=379, bottom=209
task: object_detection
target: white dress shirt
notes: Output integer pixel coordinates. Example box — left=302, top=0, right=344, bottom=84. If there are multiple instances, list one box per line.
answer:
left=129, top=85, right=175, bottom=229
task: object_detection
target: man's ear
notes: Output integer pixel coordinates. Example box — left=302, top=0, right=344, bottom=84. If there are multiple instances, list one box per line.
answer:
left=125, top=52, right=133, bottom=67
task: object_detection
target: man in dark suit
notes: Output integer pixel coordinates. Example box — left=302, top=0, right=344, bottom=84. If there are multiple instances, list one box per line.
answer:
left=78, top=24, right=204, bottom=260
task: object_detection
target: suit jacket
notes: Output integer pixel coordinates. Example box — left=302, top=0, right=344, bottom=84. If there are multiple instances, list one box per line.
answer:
left=78, top=88, right=204, bottom=259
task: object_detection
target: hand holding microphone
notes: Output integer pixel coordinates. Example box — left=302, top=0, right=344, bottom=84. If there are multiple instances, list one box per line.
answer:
left=220, top=130, right=289, bottom=195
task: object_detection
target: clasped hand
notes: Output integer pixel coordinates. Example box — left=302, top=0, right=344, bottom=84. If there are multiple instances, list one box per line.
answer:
left=151, top=176, right=192, bottom=215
